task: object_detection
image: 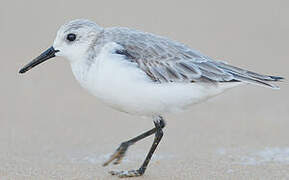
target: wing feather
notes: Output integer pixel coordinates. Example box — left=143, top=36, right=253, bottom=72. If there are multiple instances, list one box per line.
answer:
left=105, top=27, right=283, bottom=88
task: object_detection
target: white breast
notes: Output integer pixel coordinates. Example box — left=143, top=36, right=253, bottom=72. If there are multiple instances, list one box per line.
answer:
left=70, top=43, right=241, bottom=117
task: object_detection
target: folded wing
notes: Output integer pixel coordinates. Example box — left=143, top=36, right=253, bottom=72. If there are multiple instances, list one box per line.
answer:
left=106, top=27, right=283, bottom=88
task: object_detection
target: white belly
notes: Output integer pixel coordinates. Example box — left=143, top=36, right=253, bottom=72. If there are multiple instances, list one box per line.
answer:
left=71, top=44, right=241, bottom=117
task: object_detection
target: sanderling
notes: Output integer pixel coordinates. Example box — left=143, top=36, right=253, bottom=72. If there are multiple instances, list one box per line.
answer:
left=19, top=19, right=283, bottom=178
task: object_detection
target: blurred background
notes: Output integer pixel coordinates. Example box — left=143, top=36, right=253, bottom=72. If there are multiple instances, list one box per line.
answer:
left=1, top=0, right=288, bottom=179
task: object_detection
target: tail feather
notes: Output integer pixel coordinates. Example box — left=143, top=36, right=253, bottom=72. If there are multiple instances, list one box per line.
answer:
left=232, top=73, right=280, bottom=89
left=268, top=76, right=284, bottom=81
left=216, top=62, right=284, bottom=89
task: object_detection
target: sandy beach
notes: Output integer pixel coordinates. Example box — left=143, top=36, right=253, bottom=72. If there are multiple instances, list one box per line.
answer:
left=1, top=0, right=289, bottom=179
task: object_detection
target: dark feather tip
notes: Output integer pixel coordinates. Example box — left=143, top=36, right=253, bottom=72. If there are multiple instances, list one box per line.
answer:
left=269, top=76, right=285, bottom=81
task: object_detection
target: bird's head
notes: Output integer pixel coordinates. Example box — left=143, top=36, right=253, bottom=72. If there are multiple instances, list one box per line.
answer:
left=19, top=19, right=103, bottom=74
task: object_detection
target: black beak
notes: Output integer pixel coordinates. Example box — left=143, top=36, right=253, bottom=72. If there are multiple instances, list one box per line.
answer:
left=19, top=46, right=59, bottom=74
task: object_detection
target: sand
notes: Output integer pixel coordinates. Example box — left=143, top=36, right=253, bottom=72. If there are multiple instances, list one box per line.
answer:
left=1, top=0, right=289, bottom=179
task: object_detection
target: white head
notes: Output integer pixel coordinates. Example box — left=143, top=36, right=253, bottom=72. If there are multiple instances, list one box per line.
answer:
left=19, top=19, right=103, bottom=73
left=54, top=19, right=103, bottom=61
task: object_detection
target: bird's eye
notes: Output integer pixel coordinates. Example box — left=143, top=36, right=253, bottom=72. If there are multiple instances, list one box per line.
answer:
left=67, top=33, right=76, bottom=41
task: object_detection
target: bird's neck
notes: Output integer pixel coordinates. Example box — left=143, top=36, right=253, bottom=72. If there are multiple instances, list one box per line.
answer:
left=69, top=45, right=104, bottom=89
left=70, top=59, right=91, bottom=87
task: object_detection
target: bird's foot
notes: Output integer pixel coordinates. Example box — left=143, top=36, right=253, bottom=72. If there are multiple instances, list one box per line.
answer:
left=103, top=142, right=130, bottom=166
left=109, top=169, right=143, bottom=178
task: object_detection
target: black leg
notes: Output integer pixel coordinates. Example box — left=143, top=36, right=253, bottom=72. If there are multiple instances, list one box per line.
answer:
left=106, top=116, right=165, bottom=178
left=103, top=117, right=165, bottom=166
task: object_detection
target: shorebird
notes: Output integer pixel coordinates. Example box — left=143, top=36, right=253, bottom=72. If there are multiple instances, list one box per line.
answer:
left=19, top=19, right=283, bottom=178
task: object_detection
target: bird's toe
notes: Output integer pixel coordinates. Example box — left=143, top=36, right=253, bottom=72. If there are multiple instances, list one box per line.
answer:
left=109, top=169, right=143, bottom=178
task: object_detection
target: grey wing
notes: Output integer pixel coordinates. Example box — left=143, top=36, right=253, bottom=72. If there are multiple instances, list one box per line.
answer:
left=107, top=27, right=283, bottom=88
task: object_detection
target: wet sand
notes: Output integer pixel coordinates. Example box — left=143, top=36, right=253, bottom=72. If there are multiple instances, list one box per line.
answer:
left=1, top=0, right=289, bottom=179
